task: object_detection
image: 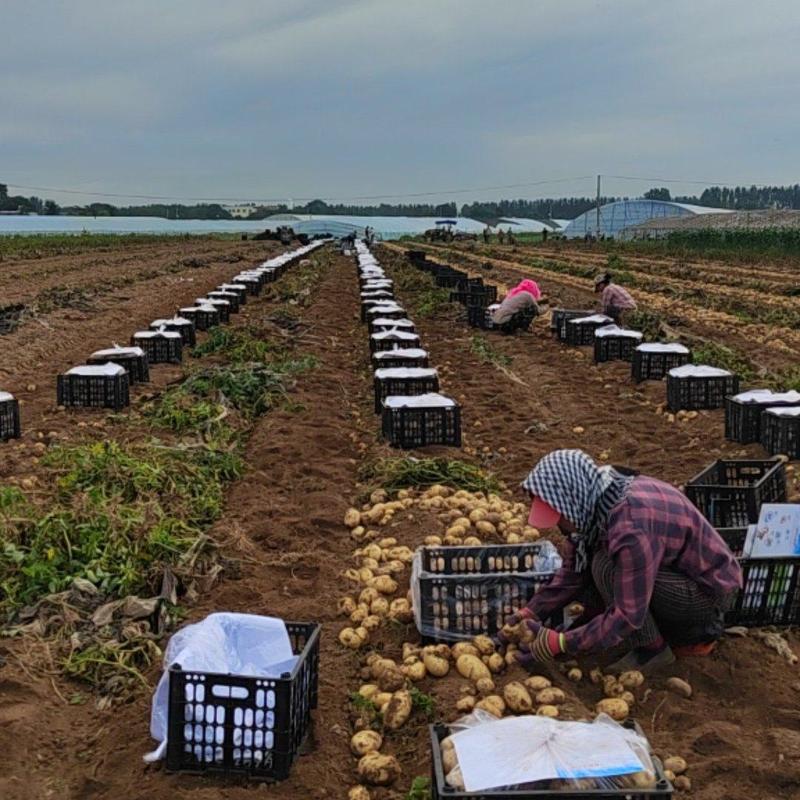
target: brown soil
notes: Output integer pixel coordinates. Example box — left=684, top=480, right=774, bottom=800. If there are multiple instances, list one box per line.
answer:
left=1, top=240, right=799, bottom=800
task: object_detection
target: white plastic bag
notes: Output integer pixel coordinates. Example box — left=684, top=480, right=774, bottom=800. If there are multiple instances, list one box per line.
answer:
left=144, top=613, right=296, bottom=763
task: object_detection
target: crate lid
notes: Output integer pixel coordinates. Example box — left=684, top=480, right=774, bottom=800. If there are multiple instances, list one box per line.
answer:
left=375, top=367, right=438, bottom=380
left=732, top=389, right=800, bottom=404
left=219, top=283, right=247, bottom=291
left=371, top=330, right=419, bottom=341
left=133, top=329, right=182, bottom=339
left=570, top=313, right=613, bottom=324
left=594, top=324, right=643, bottom=339
left=384, top=393, right=456, bottom=408
left=374, top=348, right=428, bottom=360
left=371, top=318, right=414, bottom=327
left=91, top=346, right=146, bottom=358
left=208, top=290, right=238, bottom=297
left=765, top=405, right=800, bottom=417
left=152, top=316, right=192, bottom=327
left=196, top=298, right=230, bottom=307
left=0, top=390, right=15, bottom=402
left=636, top=342, right=690, bottom=354
left=669, top=364, right=733, bottom=378
left=67, top=363, right=126, bottom=377
left=367, top=303, right=403, bottom=314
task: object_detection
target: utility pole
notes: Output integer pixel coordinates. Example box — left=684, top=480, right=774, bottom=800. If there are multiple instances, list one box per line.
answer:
left=595, top=174, right=601, bottom=239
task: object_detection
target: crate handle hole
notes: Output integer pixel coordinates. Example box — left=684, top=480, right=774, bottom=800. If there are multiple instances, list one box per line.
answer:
left=212, top=684, right=249, bottom=700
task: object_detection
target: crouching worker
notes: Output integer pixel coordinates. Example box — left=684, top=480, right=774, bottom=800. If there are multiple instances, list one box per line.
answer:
left=490, top=279, right=541, bottom=334
left=594, top=272, right=636, bottom=325
left=502, top=449, right=742, bottom=674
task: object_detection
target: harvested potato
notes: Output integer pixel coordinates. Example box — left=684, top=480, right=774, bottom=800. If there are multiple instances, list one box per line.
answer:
left=485, top=653, right=505, bottom=674
left=377, top=667, right=405, bottom=693
left=664, top=770, right=676, bottom=783
left=445, top=765, right=465, bottom=790
left=358, top=567, right=375, bottom=584
left=663, top=756, right=687, bottom=775
left=589, top=668, right=604, bottom=685
left=370, top=597, right=389, bottom=616
left=619, top=771, right=656, bottom=789
left=388, top=598, right=413, bottom=623
left=358, top=684, right=379, bottom=701
left=357, top=752, right=401, bottom=786
left=348, top=786, right=371, bottom=800
left=456, top=695, right=476, bottom=714
left=504, top=649, right=519, bottom=667
left=595, top=697, right=629, bottom=721
left=503, top=682, right=534, bottom=713
left=442, top=742, right=458, bottom=773
left=476, top=520, right=497, bottom=537
left=620, top=691, right=635, bottom=706
left=463, top=536, right=482, bottom=546
left=476, top=677, right=496, bottom=695
left=535, top=687, right=566, bottom=705
left=370, top=658, right=397, bottom=679
left=361, top=615, right=381, bottom=633
left=350, top=730, right=383, bottom=756
left=619, top=670, right=645, bottom=690
left=351, top=526, right=366, bottom=540
left=457, top=654, right=491, bottom=683
left=350, top=604, right=369, bottom=625
left=402, top=642, right=420, bottom=660
left=673, top=776, right=692, bottom=792
left=524, top=675, right=552, bottom=692
left=338, top=597, right=357, bottom=615
left=373, top=692, right=392, bottom=710
left=476, top=695, right=505, bottom=718
left=603, top=676, right=625, bottom=698
left=344, top=508, right=362, bottom=527
left=452, top=642, right=480, bottom=659
left=537, top=705, right=559, bottom=718
left=402, top=660, right=427, bottom=682
left=567, top=668, right=582, bottom=682
left=339, top=627, right=367, bottom=649
left=473, top=635, right=495, bottom=655
left=383, top=689, right=412, bottom=729
left=666, top=677, right=692, bottom=699
left=371, top=575, right=398, bottom=595
left=423, top=652, right=450, bottom=678
left=424, top=535, right=443, bottom=546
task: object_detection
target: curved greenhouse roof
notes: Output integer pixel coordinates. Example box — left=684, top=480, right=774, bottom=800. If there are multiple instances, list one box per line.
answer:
left=261, top=214, right=487, bottom=240
left=563, top=200, right=729, bottom=239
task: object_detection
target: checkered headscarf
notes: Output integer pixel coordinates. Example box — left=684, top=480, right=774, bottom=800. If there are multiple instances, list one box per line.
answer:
left=522, top=449, right=633, bottom=572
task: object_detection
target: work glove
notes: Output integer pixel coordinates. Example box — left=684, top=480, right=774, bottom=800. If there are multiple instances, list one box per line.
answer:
left=515, top=621, right=566, bottom=667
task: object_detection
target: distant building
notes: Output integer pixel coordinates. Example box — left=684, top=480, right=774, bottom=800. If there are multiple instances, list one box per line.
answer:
left=223, top=203, right=262, bottom=219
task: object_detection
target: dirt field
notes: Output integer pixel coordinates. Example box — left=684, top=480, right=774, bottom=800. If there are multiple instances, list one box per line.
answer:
left=1, top=238, right=799, bottom=800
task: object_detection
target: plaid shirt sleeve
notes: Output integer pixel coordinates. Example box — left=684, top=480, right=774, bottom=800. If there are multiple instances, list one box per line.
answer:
left=528, top=539, right=588, bottom=620
left=602, top=284, right=637, bottom=313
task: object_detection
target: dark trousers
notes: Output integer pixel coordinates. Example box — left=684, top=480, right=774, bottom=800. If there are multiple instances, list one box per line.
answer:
left=590, top=550, right=728, bottom=648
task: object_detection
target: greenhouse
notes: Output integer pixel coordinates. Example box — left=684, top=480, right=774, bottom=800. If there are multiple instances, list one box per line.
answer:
left=563, top=200, right=727, bottom=239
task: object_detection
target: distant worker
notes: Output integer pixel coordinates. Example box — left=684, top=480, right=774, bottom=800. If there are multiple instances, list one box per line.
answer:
left=497, top=228, right=505, bottom=245
left=542, top=228, right=548, bottom=243
left=594, top=272, right=637, bottom=325
left=483, top=226, right=491, bottom=244
left=507, top=230, right=516, bottom=245
left=490, top=278, right=541, bottom=334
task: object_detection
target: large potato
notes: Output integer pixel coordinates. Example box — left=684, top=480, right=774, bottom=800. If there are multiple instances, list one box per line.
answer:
left=456, top=654, right=491, bottom=683
left=423, top=652, right=450, bottom=678
left=475, top=677, right=495, bottom=695
left=371, top=575, right=398, bottom=595
left=338, top=597, right=357, bottom=616
left=357, top=752, right=401, bottom=786
left=370, top=658, right=397, bottom=679
left=595, top=697, right=629, bottom=721
left=663, top=756, right=687, bottom=775
left=344, top=508, right=362, bottom=527
left=452, top=642, right=480, bottom=659
left=388, top=598, right=413, bottom=623
left=456, top=695, right=476, bottom=714
left=383, top=689, right=412, bottom=729
left=473, top=635, right=495, bottom=655
left=350, top=730, right=383, bottom=756
left=537, top=705, right=559, bottom=718
left=485, top=653, right=504, bottom=674
left=503, top=682, right=533, bottom=713
left=535, top=688, right=565, bottom=705
left=402, top=660, right=426, bottom=681
left=339, top=627, right=367, bottom=649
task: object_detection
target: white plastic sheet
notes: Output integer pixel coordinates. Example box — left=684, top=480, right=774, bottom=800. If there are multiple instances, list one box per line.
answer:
left=144, top=613, right=296, bottom=763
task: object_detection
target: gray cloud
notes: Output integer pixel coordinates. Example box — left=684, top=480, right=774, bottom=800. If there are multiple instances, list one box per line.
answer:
left=3, top=0, right=800, bottom=205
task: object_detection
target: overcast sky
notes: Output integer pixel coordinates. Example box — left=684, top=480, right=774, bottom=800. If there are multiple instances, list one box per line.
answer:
left=3, top=0, right=799, bottom=206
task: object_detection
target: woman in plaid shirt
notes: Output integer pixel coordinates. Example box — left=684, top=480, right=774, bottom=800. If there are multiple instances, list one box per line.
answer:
left=594, top=272, right=637, bottom=325
left=509, top=449, right=742, bottom=673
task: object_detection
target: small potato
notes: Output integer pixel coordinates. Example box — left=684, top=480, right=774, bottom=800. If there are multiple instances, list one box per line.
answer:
left=357, top=752, right=401, bottom=786
left=373, top=692, right=392, bottom=710
left=370, top=597, right=389, bottom=616
left=475, top=695, right=505, bottom=718
left=456, top=654, right=491, bottom=683
left=339, top=627, right=366, bottom=649
left=456, top=695, right=476, bottom=714
left=463, top=536, right=482, bottom=546
left=535, top=688, right=566, bottom=706
left=350, top=604, right=369, bottom=625
left=370, top=657, right=397, bottom=679
left=351, top=526, right=366, bottom=540
left=595, top=697, right=629, bottom=721
left=537, top=705, right=559, bottom=718
left=358, top=567, right=375, bottom=584
left=350, top=730, right=383, bottom=756
left=475, top=677, right=496, bottom=696
left=344, top=508, right=362, bottom=527
left=402, top=660, right=427, bottom=682
left=348, top=787, right=371, bottom=800
left=524, top=675, right=552, bottom=692
left=383, top=689, right=412, bottom=730
left=377, top=667, right=405, bottom=693
left=589, top=668, right=604, bottom=685
left=663, top=756, right=687, bottom=775
left=567, top=668, right=582, bottom=682
left=503, top=681, right=534, bottom=713
left=452, top=642, right=480, bottom=659
left=620, top=690, right=635, bottom=706
left=388, top=598, right=413, bottom=623
left=358, top=684, right=379, bottom=700
left=673, top=776, right=692, bottom=792
left=338, top=597, right=357, bottom=615
left=603, top=676, right=625, bottom=698
left=473, top=635, right=495, bottom=655
left=424, top=643, right=451, bottom=659
left=666, top=677, right=692, bottom=699
left=619, top=670, right=645, bottom=690
left=424, top=535, right=442, bottom=546
left=361, top=615, right=381, bottom=633
left=485, top=653, right=505, bottom=674
left=359, top=587, right=380, bottom=604
left=504, top=649, right=519, bottom=667
left=402, top=642, right=421, bottom=661
left=445, top=765, right=465, bottom=790
left=423, top=652, right=450, bottom=678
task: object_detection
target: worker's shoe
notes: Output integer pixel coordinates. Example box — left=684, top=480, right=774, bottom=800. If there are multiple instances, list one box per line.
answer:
left=606, top=644, right=676, bottom=675
left=672, top=641, right=717, bottom=658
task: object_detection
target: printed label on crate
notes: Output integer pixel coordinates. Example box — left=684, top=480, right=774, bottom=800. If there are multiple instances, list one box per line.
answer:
left=451, top=716, right=644, bottom=792
left=745, top=504, right=800, bottom=558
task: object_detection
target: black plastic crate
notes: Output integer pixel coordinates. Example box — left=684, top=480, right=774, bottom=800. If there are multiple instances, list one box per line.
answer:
left=0, top=394, right=20, bottom=440
left=449, top=287, right=498, bottom=308
left=218, top=284, right=248, bottom=304
left=152, top=318, right=197, bottom=347
left=372, top=349, right=429, bottom=370
left=565, top=316, right=613, bottom=346
left=435, top=272, right=468, bottom=289
left=197, top=299, right=231, bottom=324
left=726, top=393, right=800, bottom=444
left=166, top=622, right=320, bottom=782
left=87, top=347, right=150, bottom=383
left=132, top=332, right=183, bottom=365
left=57, top=367, right=130, bottom=410
left=234, top=275, right=263, bottom=295
left=726, top=558, right=800, bottom=627
left=180, top=306, right=221, bottom=332
left=429, top=724, right=673, bottom=799
left=382, top=396, right=461, bottom=448
left=415, top=544, right=555, bottom=642
left=467, top=305, right=494, bottom=329
left=761, top=408, right=800, bottom=458
left=631, top=345, right=691, bottom=382
left=718, top=527, right=747, bottom=558
left=666, top=369, right=739, bottom=412
left=685, top=458, right=786, bottom=528
left=259, top=268, right=279, bottom=284
left=594, top=331, right=643, bottom=363
left=370, top=331, right=422, bottom=353
left=208, top=290, right=241, bottom=313
left=550, top=309, right=593, bottom=341
left=373, top=368, right=440, bottom=413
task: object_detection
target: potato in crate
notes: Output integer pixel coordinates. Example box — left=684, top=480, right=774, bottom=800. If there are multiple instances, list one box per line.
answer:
left=382, top=393, right=461, bottom=448
left=631, top=343, right=690, bottom=382
left=411, top=542, right=561, bottom=642
left=666, top=364, right=739, bottom=412
left=0, top=390, right=21, bottom=440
